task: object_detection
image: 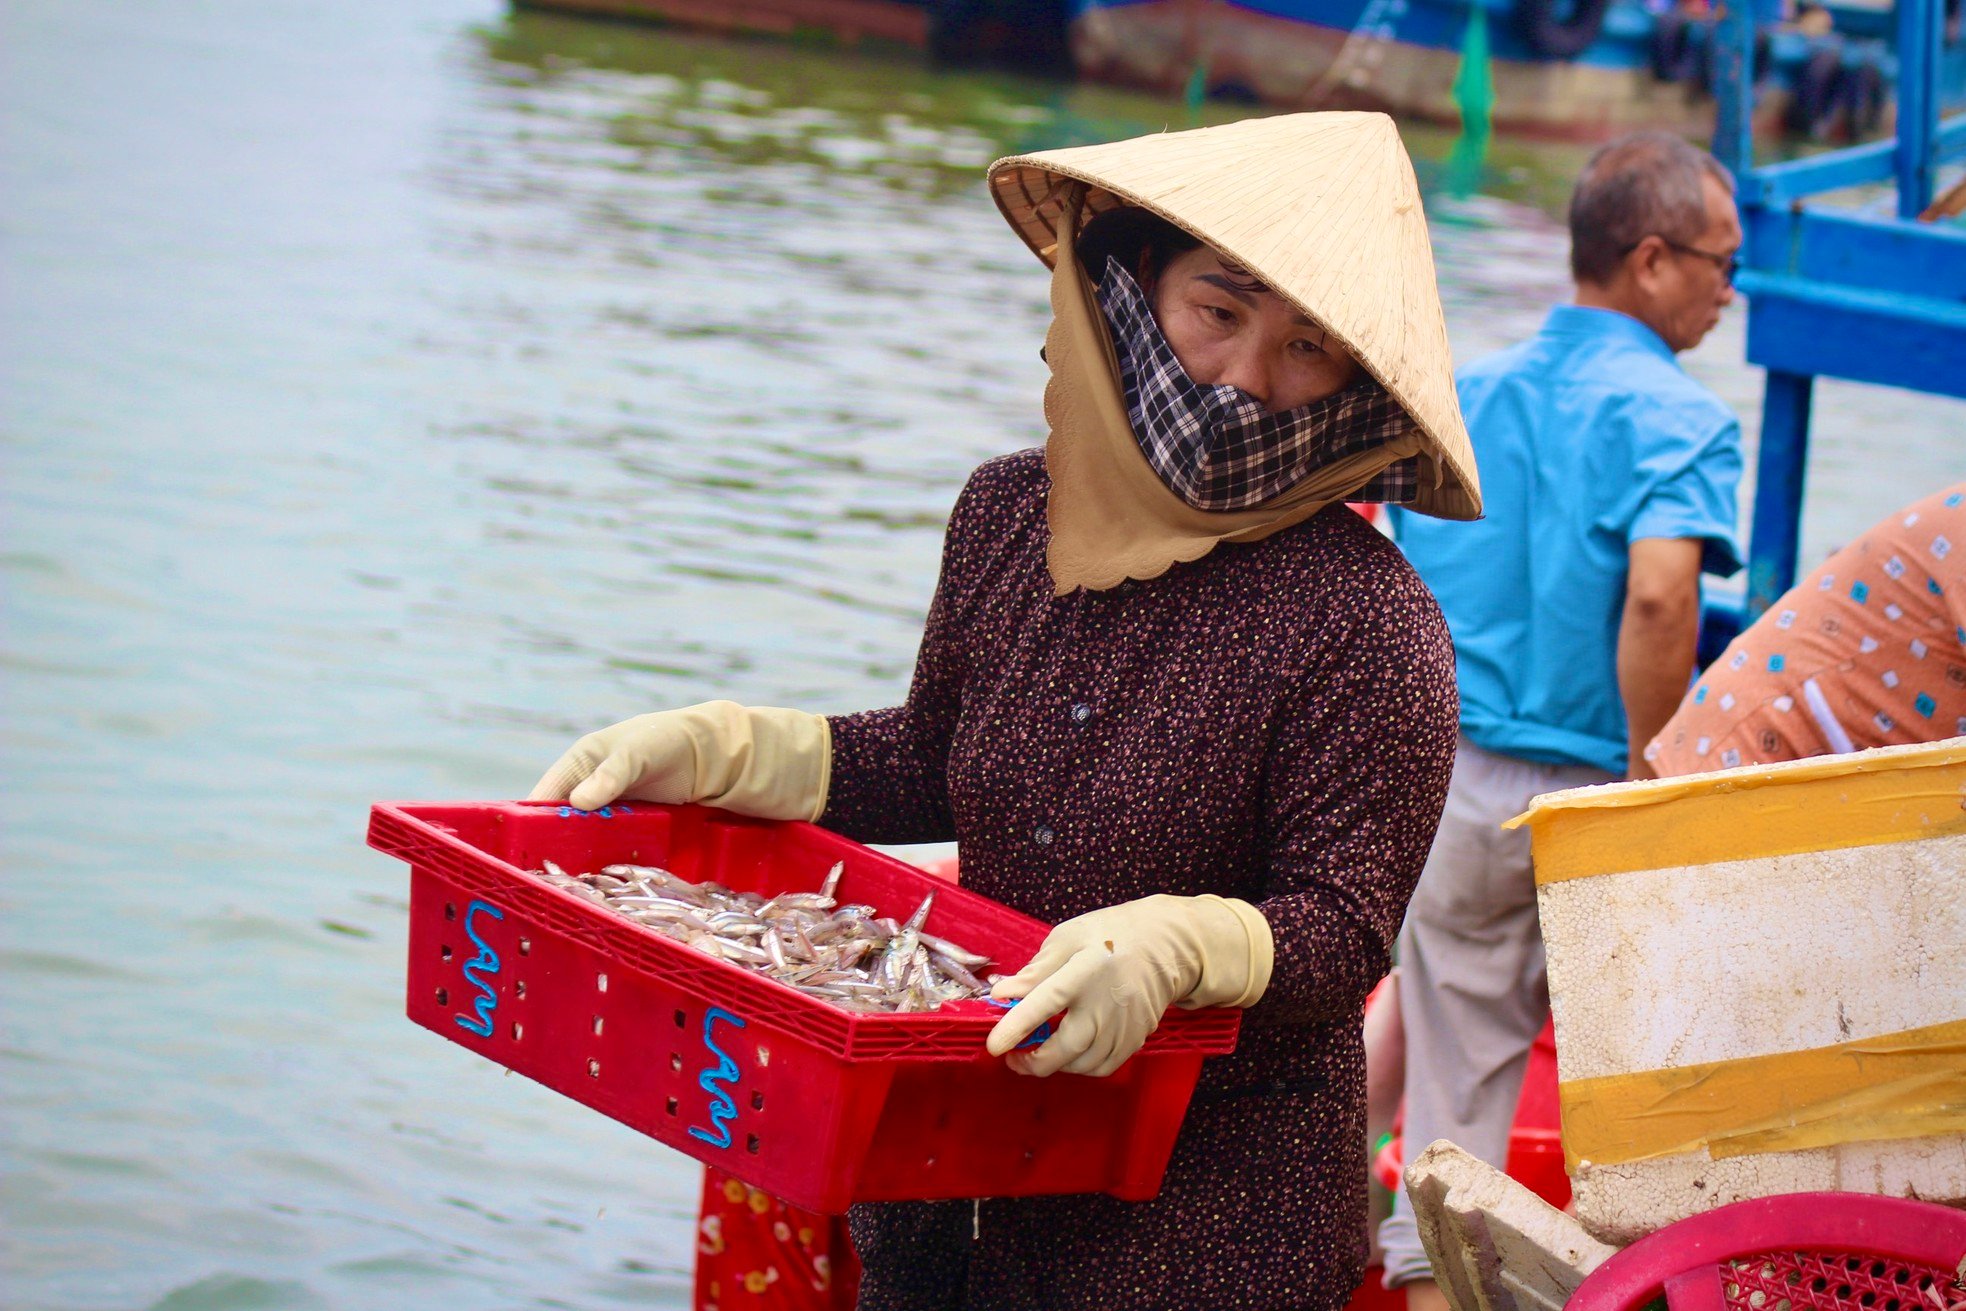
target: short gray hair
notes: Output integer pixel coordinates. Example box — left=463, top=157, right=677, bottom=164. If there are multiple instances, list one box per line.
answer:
left=1568, top=132, right=1734, bottom=284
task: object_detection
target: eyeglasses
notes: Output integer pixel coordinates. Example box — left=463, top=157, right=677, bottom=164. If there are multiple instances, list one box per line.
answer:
left=1623, top=235, right=1740, bottom=284
left=1661, top=238, right=1741, bottom=284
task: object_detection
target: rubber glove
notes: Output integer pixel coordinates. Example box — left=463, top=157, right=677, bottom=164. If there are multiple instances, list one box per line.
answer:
left=985, top=893, right=1274, bottom=1078
left=528, top=700, right=831, bottom=821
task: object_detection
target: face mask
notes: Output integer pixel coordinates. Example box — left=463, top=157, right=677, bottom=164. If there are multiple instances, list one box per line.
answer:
left=1096, top=257, right=1416, bottom=512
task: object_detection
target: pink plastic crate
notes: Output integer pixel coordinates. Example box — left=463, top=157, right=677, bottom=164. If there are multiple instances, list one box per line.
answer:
left=367, top=800, right=1242, bottom=1214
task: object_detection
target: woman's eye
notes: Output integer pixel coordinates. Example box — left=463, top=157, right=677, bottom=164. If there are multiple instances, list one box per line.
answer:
left=1290, top=338, right=1325, bottom=357
left=1202, top=305, right=1236, bottom=324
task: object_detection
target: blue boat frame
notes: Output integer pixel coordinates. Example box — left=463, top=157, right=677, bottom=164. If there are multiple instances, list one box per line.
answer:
left=1709, top=0, right=1966, bottom=632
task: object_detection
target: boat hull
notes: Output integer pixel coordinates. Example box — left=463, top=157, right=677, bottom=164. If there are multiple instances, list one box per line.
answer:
left=515, top=0, right=932, bottom=47
left=1070, top=0, right=1721, bottom=139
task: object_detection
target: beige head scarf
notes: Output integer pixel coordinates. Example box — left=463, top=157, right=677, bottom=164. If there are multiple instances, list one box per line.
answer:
left=988, top=112, right=1483, bottom=595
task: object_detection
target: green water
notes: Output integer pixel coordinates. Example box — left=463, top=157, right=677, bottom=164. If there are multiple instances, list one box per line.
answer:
left=1, top=2, right=1957, bottom=1307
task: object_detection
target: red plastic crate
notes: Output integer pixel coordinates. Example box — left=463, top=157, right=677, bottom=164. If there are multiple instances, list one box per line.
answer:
left=367, top=800, right=1242, bottom=1214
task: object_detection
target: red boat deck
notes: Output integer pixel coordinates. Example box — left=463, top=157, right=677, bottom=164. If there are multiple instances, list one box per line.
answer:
left=517, top=0, right=931, bottom=48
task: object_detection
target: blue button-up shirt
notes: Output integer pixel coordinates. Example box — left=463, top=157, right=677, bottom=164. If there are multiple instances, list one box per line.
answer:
left=1393, top=305, right=1745, bottom=774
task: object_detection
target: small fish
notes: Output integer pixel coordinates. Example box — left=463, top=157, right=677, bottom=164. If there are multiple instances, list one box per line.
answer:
left=919, top=932, right=991, bottom=970
left=612, top=894, right=706, bottom=914
left=834, top=938, right=875, bottom=972
left=765, top=892, right=837, bottom=913
left=931, top=950, right=989, bottom=995
left=717, top=940, right=772, bottom=967
left=524, top=860, right=995, bottom=1014
left=878, top=894, right=935, bottom=992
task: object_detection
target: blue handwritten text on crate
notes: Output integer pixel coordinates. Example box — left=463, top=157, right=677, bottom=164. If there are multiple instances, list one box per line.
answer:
left=687, top=1007, right=748, bottom=1149
left=455, top=899, right=505, bottom=1038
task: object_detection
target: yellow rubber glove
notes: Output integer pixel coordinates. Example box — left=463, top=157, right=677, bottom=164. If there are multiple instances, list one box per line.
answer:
left=985, top=893, right=1274, bottom=1078
left=527, top=700, right=831, bottom=821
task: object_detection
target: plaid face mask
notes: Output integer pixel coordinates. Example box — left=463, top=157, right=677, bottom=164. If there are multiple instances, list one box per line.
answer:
left=1096, top=257, right=1418, bottom=512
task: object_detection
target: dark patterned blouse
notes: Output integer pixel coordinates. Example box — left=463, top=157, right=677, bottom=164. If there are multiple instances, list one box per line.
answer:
left=822, top=449, right=1457, bottom=1311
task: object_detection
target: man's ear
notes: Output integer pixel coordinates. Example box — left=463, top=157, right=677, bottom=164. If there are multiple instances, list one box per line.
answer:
left=1626, top=234, right=1668, bottom=295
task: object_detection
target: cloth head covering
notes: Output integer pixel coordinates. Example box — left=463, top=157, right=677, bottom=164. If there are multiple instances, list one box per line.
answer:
left=1095, top=257, right=1419, bottom=511
left=987, top=112, right=1483, bottom=594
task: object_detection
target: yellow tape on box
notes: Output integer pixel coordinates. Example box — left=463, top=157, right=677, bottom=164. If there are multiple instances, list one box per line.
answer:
left=1509, top=738, right=1966, bottom=884
left=1558, top=1017, right=1966, bottom=1172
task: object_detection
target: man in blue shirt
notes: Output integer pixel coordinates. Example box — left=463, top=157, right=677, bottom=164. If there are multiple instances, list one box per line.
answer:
left=1380, top=132, right=1746, bottom=1302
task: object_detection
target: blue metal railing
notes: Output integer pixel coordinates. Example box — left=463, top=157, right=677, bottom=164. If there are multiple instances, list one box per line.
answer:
left=1712, top=0, right=1966, bottom=621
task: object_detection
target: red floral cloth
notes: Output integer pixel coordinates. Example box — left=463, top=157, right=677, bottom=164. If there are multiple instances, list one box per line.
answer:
left=694, top=1168, right=860, bottom=1311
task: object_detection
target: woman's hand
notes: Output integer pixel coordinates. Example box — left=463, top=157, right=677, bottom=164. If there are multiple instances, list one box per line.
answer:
left=985, top=894, right=1273, bottom=1078
left=528, top=701, right=831, bottom=821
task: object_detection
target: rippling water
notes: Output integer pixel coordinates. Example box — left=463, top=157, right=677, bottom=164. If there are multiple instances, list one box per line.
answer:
left=1, top=2, right=1958, bottom=1307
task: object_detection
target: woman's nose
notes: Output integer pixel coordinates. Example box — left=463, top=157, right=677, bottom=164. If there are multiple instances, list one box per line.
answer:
left=1212, top=349, right=1271, bottom=408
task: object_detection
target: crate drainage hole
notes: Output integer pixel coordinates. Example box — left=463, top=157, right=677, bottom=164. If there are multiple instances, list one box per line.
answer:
left=666, top=1096, right=679, bottom=1115
left=510, top=1022, right=524, bottom=1041
left=596, top=972, right=608, bottom=993
left=440, top=944, right=453, bottom=961
left=519, top=937, right=531, bottom=956
left=669, top=1052, right=683, bottom=1074
left=588, top=1058, right=601, bottom=1078
left=750, top=1091, right=765, bottom=1111
left=755, top=1045, right=771, bottom=1067
left=745, top=1135, right=760, bottom=1154
left=592, top=1015, right=604, bottom=1036
left=444, top=902, right=457, bottom=922
left=673, top=1008, right=686, bottom=1028
left=515, top=980, right=526, bottom=999
left=435, top=987, right=449, bottom=1006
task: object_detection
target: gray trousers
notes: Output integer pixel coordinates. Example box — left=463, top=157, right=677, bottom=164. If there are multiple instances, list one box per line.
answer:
left=1377, top=735, right=1614, bottom=1286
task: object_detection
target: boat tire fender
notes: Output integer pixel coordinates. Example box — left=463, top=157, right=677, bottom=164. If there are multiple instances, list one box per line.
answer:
left=928, top=0, right=1071, bottom=72
left=1783, top=44, right=1843, bottom=136
left=1650, top=11, right=1701, bottom=83
left=1840, top=60, right=1885, bottom=138
left=1516, top=0, right=1614, bottom=60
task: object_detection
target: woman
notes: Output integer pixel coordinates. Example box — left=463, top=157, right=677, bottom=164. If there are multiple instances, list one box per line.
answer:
left=532, top=112, right=1481, bottom=1310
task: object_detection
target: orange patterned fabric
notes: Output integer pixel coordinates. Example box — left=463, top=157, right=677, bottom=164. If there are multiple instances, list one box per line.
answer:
left=693, top=1168, right=859, bottom=1311
left=1647, top=484, right=1966, bottom=777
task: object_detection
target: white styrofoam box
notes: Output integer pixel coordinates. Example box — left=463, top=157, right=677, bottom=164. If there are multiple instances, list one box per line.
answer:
left=1519, top=738, right=1966, bottom=1244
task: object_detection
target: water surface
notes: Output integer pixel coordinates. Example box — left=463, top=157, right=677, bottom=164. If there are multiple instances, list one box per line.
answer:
left=2, top=4, right=1957, bottom=1308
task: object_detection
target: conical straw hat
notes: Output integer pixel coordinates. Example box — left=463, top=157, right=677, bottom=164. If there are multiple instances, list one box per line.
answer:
left=989, top=112, right=1481, bottom=521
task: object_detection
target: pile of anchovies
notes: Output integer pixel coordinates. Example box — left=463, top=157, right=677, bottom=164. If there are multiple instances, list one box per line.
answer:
left=530, top=859, right=1001, bottom=1014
